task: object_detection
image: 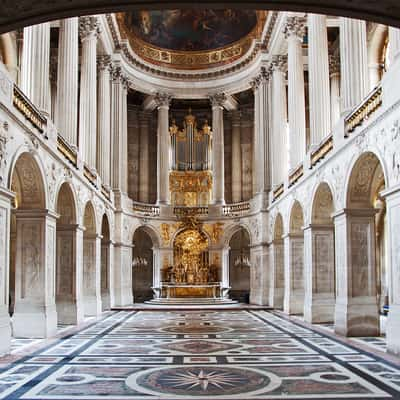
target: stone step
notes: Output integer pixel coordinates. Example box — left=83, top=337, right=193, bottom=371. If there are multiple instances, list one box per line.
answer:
left=145, top=297, right=239, bottom=306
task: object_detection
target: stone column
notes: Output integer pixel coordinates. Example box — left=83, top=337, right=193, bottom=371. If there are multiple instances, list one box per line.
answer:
left=101, top=239, right=113, bottom=310
left=340, top=18, right=369, bottom=113
left=329, top=54, right=341, bottom=128
left=389, top=27, right=400, bottom=62
left=210, top=93, right=226, bottom=205
left=231, top=111, right=242, bottom=203
left=113, top=243, right=133, bottom=306
left=155, top=93, right=172, bottom=205
left=56, top=224, right=85, bottom=325
left=269, top=238, right=284, bottom=308
left=0, top=188, right=14, bottom=355
left=381, top=187, right=400, bottom=355
left=55, top=18, right=79, bottom=146
left=78, top=16, right=99, bottom=169
left=283, top=233, right=304, bottom=315
left=21, top=23, right=50, bottom=114
left=138, top=111, right=150, bottom=203
left=284, top=16, right=306, bottom=169
left=97, top=55, right=112, bottom=187
left=308, top=14, right=331, bottom=146
left=12, top=210, right=58, bottom=338
left=333, top=209, right=379, bottom=336
left=83, top=233, right=102, bottom=316
left=271, top=56, right=288, bottom=186
left=251, top=67, right=271, bottom=196
left=111, top=65, right=129, bottom=194
left=249, top=244, right=270, bottom=305
left=303, top=224, right=335, bottom=323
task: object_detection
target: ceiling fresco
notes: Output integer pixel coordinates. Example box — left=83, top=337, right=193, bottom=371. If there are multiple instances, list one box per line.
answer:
left=121, top=10, right=258, bottom=52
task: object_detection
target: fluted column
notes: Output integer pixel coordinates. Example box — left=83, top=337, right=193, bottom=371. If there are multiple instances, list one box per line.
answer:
left=329, top=54, right=341, bottom=127
left=55, top=18, right=79, bottom=146
left=155, top=93, right=172, bottom=205
left=210, top=93, right=226, bottom=205
left=21, top=23, right=50, bottom=114
left=340, top=18, right=369, bottom=113
left=389, top=27, right=400, bottom=62
left=79, top=17, right=100, bottom=169
left=231, top=110, right=242, bottom=202
left=139, top=111, right=150, bottom=203
left=111, top=65, right=129, bottom=194
left=284, top=16, right=306, bottom=169
left=271, top=56, right=288, bottom=186
left=308, top=14, right=331, bottom=145
left=97, top=55, right=112, bottom=187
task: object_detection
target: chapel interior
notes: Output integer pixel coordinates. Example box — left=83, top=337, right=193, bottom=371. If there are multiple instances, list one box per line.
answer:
left=0, top=4, right=400, bottom=399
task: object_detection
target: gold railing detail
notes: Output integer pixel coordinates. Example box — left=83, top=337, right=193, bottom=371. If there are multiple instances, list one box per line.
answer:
left=311, top=135, right=334, bottom=167
left=57, top=134, right=77, bottom=167
left=222, top=201, right=251, bottom=217
left=132, top=202, right=160, bottom=217
left=101, top=184, right=111, bottom=201
left=84, top=164, right=97, bottom=188
left=173, top=206, right=208, bottom=217
left=13, top=85, right=46, bottom=133
left=345, top=85, right=382, bottom=135
left=273, top=183, right=284, bottom=202
left=288, top=164, right=304, bottom=187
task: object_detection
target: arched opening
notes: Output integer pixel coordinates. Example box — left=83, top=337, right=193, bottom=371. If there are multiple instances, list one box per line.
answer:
left=132, top=227, right=154, bottom=302
left=229, top=228, right=250, bottom=303
left=83, top=202, right=100, bottom=316
left=55, top=182, right=82, bottom=325
left=304, top=182, right=335, bottom=323
left=335, top=151, right=386, bottom=336
left=270, top=214, right=284, bottom=308
left=284, top=201, right=304, bottom=315
left=101, top=215, right=112, bottom=310
left=9, top=153, right=57, bottom=337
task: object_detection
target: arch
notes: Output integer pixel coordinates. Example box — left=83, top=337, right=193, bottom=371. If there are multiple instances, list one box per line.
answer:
left=101, top=213, right=110, bottom=241
left=55, top=182, right=77, bottom=225
left=83, top=201, right=97, bottom=235
left=1, top=1, right=400, bottom=36
left=273, top=213, right=284, bottom=241
left=131, top=224, right=160, bottom=248
left=100, top=213, right=111, bottom=310
left=10, top=152, right=47, bottom=210
left=0, top=33, right=18, bottom=79
left=367, top=24, right=388, bottom=87
left=345, top=151, right=387, bottom=209
left=311, top=182, right=335, bottom=225
left=223, top=223, right=252, bottom=248
left=289, top=200, right=304, bottom=234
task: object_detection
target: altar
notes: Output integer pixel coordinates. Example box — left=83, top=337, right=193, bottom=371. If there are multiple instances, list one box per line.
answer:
left=161, top=283, right=221, bottom=298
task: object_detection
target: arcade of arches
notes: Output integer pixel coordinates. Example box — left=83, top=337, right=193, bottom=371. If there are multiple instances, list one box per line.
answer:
left=0, top=6, right=400, bottom=399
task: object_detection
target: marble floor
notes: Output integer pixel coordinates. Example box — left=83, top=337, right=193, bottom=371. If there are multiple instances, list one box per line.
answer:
left=1, top=310, right=400, bottom=399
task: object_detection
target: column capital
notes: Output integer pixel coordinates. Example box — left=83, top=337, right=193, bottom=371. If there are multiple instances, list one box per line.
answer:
left=329, top=54, right=341, bottom=75
left=271, top=55, right=288, bottom=72
left=97, top=54, right=112, bottom=72
left=283, top=16, right=306, bottom=40
left=250, top=66, right=271, bottom=91
left=209, top=93, right=226, bottom=108
left=155, top=92, right=172, bottom=108
left=79, top=16, right=100, bottom=40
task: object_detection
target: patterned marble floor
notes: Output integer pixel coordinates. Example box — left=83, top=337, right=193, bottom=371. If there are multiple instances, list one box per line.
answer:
left=1, top=310, right=400, bottom=399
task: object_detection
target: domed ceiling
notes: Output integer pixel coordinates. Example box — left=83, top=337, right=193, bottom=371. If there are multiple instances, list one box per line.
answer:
left=116, top=10, right=267, bottom=70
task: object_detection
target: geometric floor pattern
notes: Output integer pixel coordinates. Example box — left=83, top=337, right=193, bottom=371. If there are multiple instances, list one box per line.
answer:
left=1, top=310, right=400, bottom=399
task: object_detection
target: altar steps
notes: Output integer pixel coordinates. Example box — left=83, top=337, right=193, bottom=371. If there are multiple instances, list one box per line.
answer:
left=144, top=297, right=239, bottom=306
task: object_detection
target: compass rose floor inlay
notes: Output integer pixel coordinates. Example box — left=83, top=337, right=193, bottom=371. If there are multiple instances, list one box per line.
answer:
left=0, top=310, right=400, bottom=399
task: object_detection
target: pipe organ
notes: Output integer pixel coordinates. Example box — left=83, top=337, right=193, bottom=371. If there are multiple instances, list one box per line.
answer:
left=169, top=109, right=213, bottom=206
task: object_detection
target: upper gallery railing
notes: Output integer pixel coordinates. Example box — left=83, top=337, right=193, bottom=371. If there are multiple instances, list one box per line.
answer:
left=132, top=202, right=160, bottom=217
left=222, top=201, right=251, bottom=217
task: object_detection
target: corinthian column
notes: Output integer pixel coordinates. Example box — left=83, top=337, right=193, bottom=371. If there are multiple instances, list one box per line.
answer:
left=155, top=93, right=172, bottom=205
left=308, top=14, right=331, bottom=145
left=329, top=54, right=341, bottom=127
left=231, top=110, right=242, bottom=202
left=271, top=56, right=288, bottom=186
left=111, top=65, right=129, bottom=194
left=210, top=93, right=226, bottom=205
left=251, top=67, right=271, bottom=195
left=139, top=111, right=150, bottom=203
left=55, top=18, right=79, bottom=146
left=284, top=16, right=306, bottom=169
left=21, top=23, right=50, bottom=114
left=79, top=17, right=100, bottom=169
left=97, top=55, right=112, bottom=187
left=340, top=18, right=369, bottom=113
